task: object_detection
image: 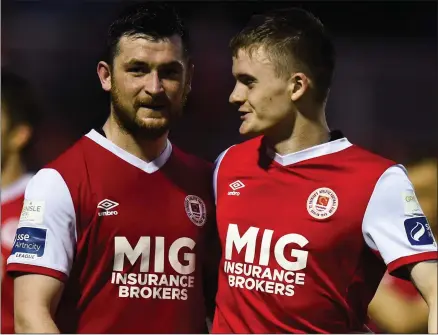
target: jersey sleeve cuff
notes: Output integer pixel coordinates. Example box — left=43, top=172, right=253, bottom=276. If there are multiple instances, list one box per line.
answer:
left=387, top=251, right=438, bottom=279
left=6, top=263, right=68, bottom=282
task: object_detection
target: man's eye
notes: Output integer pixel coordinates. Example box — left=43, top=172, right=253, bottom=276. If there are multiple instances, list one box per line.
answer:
left=161, top=68, right=180, bottom=78
left=128, top=68, right=145, bottom=74
left=237, top=75, right=256, bottom=87
left=244, top=79, right=255, bottom=87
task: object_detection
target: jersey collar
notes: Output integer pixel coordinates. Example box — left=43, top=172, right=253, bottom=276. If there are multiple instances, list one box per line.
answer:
left=85, top=129, right=172, bottom=174
left=265, top=130, right=353, bottom=166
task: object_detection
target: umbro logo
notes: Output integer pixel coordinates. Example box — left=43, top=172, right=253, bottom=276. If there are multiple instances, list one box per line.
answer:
left=97, top=199, right=119, bottom=216
left=228, top=180, right=245, bottom=196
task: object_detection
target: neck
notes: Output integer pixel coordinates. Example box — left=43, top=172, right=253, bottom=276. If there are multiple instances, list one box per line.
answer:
left=1, top=154, right=26, bottom=189
left=103, top=114, right=168, bottom=163
left=266, top=107, right=330, bottom=156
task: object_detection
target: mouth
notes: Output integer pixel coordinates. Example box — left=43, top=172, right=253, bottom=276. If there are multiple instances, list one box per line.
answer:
left=139, top=104, right=166, bottom=111
left=240, top=111, right=251, bottom=120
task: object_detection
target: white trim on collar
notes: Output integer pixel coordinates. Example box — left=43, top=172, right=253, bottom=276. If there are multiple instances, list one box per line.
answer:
left=266, top=137, right=353, bottom=166
left=85, top=129, right=172, bottom=174
left=1, top=173, right=34, bottom=204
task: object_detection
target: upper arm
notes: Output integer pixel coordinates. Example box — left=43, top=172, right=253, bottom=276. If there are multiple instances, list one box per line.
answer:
left=14, top=274, right=64, bottom=316
left=362, top=165, right=438, bottom=277
left=7, top=168, right=77, bottom=282
left=408, top=260, right=437, bottom=305
left=368, top=279, right=429, bottom=333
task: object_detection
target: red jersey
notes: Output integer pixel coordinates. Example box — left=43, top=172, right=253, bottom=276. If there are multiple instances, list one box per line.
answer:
left=212, top=133, right=437, bottom=333
left=7, top=129, right=215, bottom=333
left=1, top=174, right=33, bottom=334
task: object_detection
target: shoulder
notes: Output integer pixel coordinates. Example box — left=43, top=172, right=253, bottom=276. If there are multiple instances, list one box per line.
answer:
left=18, top=168, right=76, bottom=231
left=362, top=164, right=424, bottom=235
left=369, top=164, right=417, bottom=210
left=172, top=145, right=213, bottom=175
left=345, top=144, right=396, bottom=169
left=227, top=136, right=262, bottom=156
left=325, top=142, right=398, bottom=190
left=214, top=136, right=263, bottom=166
left=42, top=135, right=98, bottom=206
left=45, top=135, right=92, bottom=173
left=212, top=139, right=262, bottom=203
left=24, top=168, right=73, bottom=205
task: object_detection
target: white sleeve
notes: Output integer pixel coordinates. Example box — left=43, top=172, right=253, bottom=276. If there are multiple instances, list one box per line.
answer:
left=213, top=147, right=233, bottom=205
left=7, top=168, right=77, bottom=281
left=362, top=165, right=437, bottom=275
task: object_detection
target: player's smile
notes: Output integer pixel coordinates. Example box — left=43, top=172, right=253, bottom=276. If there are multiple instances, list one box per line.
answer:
left=240, top=112, right=251, bottom=120
left=137, top=108, right=169, bottom=126
left=138, top=105, right=166, bottom=113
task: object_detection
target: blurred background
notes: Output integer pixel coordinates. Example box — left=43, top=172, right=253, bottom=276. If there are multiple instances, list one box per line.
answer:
left=2, top=0, right=437, bottom=169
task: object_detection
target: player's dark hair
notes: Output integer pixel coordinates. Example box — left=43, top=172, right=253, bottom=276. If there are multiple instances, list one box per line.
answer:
left=106, top=2, right=190, bottom=67
left=230, top=7, right=335, bottom=103
left=1, top=68, right=40, bottom=128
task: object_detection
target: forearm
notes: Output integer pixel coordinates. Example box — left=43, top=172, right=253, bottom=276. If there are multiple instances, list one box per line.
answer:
left=408, top=260, right=438, bottom=334
left=15, top=308, right=60, bottom=334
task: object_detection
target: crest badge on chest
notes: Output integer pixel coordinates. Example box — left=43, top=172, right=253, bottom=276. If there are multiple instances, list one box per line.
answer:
left=184, top=195, right=207, bottom=227
left=307, top=187, right=339, bottom=220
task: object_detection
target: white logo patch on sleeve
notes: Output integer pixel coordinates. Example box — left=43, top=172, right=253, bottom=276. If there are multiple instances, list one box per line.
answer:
left=402, top=190, right=423, bottom=216
left=19, top=200, right=45, bottom=225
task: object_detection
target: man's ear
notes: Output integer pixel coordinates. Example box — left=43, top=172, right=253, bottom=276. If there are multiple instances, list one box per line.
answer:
left=289, top=72, right=310, bottom=102
left=97, top=61, right=112, bottom=92
left=185, top=62, right=194, bottom=95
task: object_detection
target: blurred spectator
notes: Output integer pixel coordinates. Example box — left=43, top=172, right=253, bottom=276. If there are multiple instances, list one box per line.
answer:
left=368, top=159, right=437, bottom=333
left=1, top=68, right=40, bottom=334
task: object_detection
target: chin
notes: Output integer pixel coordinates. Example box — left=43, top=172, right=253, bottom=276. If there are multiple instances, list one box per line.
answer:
left=239, top=121, right=265, bottom=137
left=136, top=126, right=169, bottom=140
left=137, top=115, right=170, bottom=128
left=129, top=118, right=170, bottom=139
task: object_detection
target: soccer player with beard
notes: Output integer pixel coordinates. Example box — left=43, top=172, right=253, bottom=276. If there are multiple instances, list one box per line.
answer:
left=1, top=69, right=39, bottom=334
left=7, top=3, right=215, bottom=333
left=212, top=7, right=437, bottom=334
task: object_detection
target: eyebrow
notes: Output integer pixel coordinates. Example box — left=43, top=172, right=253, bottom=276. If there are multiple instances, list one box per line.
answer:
left=234, top=73, right=257, bottom=82
left=125, top=59, right=184, bottom=69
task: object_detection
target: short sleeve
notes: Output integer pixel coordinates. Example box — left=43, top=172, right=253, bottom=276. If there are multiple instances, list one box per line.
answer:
left=6, top=168, right=77, bottom=282
left=362, top=165, right=438, bottom=277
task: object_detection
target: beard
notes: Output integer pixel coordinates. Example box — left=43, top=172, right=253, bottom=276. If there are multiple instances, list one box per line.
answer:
left=110, top=86, right=187, bottom=141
